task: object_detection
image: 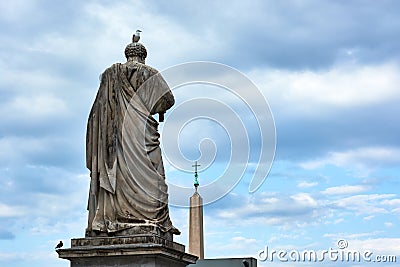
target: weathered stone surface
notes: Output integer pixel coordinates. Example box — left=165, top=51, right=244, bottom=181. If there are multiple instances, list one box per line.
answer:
left=65, top=255, right=191, bottom=267
left=57, top=235, right=197, bottom=267
left=86, top=224, right=174, bottom=241
left=71, top=235, right=182, bottom=251
left=86, top=40, right=178, bottom=237
left=189, top=192, right=204, bottom=259
left=189, top=258, right=257, bottom=267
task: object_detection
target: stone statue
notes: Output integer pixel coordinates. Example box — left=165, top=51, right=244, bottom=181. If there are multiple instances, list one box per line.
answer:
left=85, top=38, right=179, bottom=237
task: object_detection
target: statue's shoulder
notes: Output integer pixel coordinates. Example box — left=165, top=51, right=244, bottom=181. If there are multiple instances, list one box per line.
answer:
left=106, top=63, right=122, bottom=72
left=141, top=64, right=158, bottom=75
left=129, top=62, right=158, bottom=73
left=123, top=61, right=159, bottom=78
left=99, top=63, right=122, bottom=77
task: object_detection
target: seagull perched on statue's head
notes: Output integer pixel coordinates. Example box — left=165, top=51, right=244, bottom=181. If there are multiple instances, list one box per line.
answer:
left=132, top=30, right=142, bottom=44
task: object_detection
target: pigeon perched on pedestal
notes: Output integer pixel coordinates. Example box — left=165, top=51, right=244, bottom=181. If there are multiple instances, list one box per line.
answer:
left=55, top=240, right=63, bottom=249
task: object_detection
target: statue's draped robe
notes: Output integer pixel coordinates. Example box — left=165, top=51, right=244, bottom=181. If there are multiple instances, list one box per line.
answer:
left=86, top=62, right=175, bottom=234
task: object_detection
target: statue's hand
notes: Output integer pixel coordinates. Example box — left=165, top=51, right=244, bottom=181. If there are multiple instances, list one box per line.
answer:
left=159, top=112, right=165, bottom=122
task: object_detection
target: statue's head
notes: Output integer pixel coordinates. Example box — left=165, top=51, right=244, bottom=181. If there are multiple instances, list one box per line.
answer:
left=125, top=43, right=147, bottom=64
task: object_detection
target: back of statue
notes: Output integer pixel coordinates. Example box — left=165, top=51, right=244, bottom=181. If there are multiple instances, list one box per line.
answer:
left=85, top=41, right=179, bottom=238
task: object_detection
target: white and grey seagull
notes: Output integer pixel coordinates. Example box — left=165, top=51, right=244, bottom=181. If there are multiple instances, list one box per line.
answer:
left=132, top=30, right=142, bottom=43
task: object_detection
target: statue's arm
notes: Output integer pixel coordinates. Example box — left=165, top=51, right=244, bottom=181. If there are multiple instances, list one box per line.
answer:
left=150, top=75, right=175, bottom=117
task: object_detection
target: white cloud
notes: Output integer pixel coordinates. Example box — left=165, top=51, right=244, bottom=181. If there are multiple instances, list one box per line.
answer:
left=231, top=236, right=257, bottom=244
left=206, top=236, right=260, bottom=258
left=297, top=181, right=318, bottom=188
left=267, top=233, right=302, bottom=244
left=363, top=215, right=375, bottom=221
left=384, top=222, right=393, bottom=228
left=0, top=1, right=35, bottom=22
left=382, top=200, right=400, bottom=213
left=290, top=193, right=317, bottom=208
left=323, top=232, right=380, bottom=240
left=0, top=137, right=49, bottom=163
left=332, top=194, right=396, bottom=215
left=80, top=1, right=221, bottom=69
left=299, top=146, right=400, bottom=170
left=0, top=251, right=58, bottom=264
left=260, top=197, right=279, bottom=204
left=0, top=203, right=24, bottom=217
left=321, top=185, right=370, bottom=195
left=333, top=218, right=344, bottom=224
left=30, top=214, right=86, bottom=236
left=1, top=95, right=68, bottom=121
left=214, top=192, right=320, bottom=230
left=250, top=62, right=400, bottom=115
left=348, top=238, right=400, bottom=256
left=380, top=199, right=400, bottom=206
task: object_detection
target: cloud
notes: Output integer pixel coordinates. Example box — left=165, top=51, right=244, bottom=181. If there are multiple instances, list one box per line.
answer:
left=0, top=169, right=88, bottom=243
left=323, top=232, right=380, bottom=240
left=0, top=95, right=68, bottom=120
left=247, top=62, right=400, bottom=162
left=363, top=215, right=375, bottom=221
left=0, top=230, right=15, bottom=240
left=206, top=236, right=260, bottom=258
left=380, top=198, right=400, bottom=206
left=348, top=238, right=400, bottom=256
left=290, top=193, right=318, bottom=207
left=151, top=0, right=400, bottom=69
left=321, top=185, right=370, bottom=195
left=332, top=194, right=396, bottom=215
left=0, top=251, right=58, bottom=265
left=300, top=147, right=400, bottom=171
left=297, top=181, right=318, bottom=188
left=384, top=222, right=393, bottom=228
left=231, top=236, right=258, bottom=244
left=0, top=203, right=24, bottom=217
left=212, top=192, right=320, bottom=229
left=207, top=189, right=400, bottom=235
left=252, top=63, right=400, bottom=114
left=0, top=1, right=36, bottom=23
left=78, top=1, right=220, bottom=69
left=380, top=199, right=400, bottom=213
left=0, top=136, right=84, bottom=171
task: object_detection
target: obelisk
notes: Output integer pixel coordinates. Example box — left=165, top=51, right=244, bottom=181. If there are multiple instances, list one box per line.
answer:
left=189, top=161, right=204, bottom=259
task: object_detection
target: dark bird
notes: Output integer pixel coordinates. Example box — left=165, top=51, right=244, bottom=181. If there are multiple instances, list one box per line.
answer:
left=132, top=29, right=142, bottom=43
left=242, top=260, right=250, bottom=267
left=55, top=240, right=63, bottom=249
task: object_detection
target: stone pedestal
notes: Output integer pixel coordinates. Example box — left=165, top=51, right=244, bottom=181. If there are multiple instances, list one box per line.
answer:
left=57, top=231, right=197, bottom=267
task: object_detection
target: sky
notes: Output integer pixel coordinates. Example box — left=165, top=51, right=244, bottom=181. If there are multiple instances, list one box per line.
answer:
left=0, top=0, right=400, bottom=266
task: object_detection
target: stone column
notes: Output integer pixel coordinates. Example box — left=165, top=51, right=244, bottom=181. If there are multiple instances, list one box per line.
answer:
left=189, top=191, right=204, bottom=259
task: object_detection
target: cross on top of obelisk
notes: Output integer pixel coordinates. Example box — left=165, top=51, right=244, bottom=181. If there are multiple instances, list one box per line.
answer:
left=192, top=161, right=200, bottom=191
